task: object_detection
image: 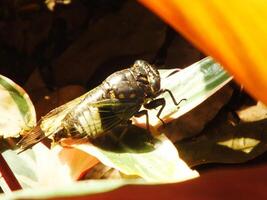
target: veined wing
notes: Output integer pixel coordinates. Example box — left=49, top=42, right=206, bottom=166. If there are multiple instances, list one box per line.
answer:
left=91, top=99, right=140, bottom=133
left=17, top=93, right=88, bottom=152
left=64, top=98, right=141, bottom=139
left=18, top=96, right=141, bottom=152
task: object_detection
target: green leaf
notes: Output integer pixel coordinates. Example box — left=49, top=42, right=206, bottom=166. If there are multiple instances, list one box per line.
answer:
left=1, top=142, right=99, bottom=190
left=161, top=56, right=231, bottom=118
left=134, top=57, right=232, bottom=127
left=0, top=75, right=36, bottom=138
left=1, top=149, right=38, bottom=188
left=0, top=127, right=198, bottom=199
left=0, top=75, right=37, bottom=192
left=74, top=126, right=198, bottom=182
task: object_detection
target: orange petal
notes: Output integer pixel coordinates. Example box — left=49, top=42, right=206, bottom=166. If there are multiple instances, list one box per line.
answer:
left=139, top=0, right=267, bottom=104
left=32, top=143, right=99, bottom=187
left=58, top=146, right=99, bottom=180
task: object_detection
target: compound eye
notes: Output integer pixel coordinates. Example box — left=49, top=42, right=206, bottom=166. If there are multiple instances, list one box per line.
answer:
left=149, top=76, right=160, bottom=93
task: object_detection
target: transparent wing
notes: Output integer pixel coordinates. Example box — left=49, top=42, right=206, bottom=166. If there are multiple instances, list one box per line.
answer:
left=91, top=99, right=140, bottom=133
left=17, top=93, right=88, bottom=152
left=18, top=96, right=140, bottom=152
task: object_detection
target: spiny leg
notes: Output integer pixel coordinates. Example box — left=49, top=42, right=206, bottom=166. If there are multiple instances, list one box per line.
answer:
left=134, top=110, right=150, bottom=133
left=160, top=89, right=186, bottom=106
left=144, top=90, right=186, bottom=126
left=144, top=98, right=166, bottom=126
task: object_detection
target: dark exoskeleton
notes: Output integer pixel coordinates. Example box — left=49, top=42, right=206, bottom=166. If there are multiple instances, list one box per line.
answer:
left=18, top=60, right=182, bottom=151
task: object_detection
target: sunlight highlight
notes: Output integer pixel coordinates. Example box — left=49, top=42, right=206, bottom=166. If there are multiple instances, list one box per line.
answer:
left=217, top=137, right=260, bottom=154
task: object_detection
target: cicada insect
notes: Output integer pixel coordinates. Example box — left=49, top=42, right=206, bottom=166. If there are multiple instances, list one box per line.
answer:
left=18, top=60, right=182, bottom=151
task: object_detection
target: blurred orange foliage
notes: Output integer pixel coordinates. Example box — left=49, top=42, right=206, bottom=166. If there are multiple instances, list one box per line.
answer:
left=139, top=0, right=267, bottom=104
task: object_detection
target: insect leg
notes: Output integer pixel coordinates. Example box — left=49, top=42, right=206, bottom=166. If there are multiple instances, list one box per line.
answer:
left=144, top=98, right=166, bottom=126
left=160, top=89, right=186, bottom=106
left=134, top=110, right=150, bottom=132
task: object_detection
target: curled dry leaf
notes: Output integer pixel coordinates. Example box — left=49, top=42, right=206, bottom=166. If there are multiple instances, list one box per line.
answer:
left=162, top=85, right=233, bottom=142
left=237, top=102, right=267, bottom=122
left=176, top=112, right=267, bottom=167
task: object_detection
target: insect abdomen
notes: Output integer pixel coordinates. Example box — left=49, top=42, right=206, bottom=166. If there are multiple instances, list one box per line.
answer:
left=62, top=105, right=104, bottom=139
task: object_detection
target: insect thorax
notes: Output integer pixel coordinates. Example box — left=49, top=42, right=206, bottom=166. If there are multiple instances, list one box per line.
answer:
left=102, top=60, right=161, bottom=102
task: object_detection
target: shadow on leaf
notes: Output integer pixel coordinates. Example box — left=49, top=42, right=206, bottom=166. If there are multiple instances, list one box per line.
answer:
left=92, top=125, right=159, bottom=153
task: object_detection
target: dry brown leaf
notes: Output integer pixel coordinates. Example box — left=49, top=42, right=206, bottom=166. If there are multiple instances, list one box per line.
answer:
left=237, top=102, right=267, bottom=122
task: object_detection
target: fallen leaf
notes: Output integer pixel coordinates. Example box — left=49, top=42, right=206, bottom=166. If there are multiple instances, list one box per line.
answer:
left=237, top=101, right=267, bottom=122
left=176, top=113, right=267, bottom=166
